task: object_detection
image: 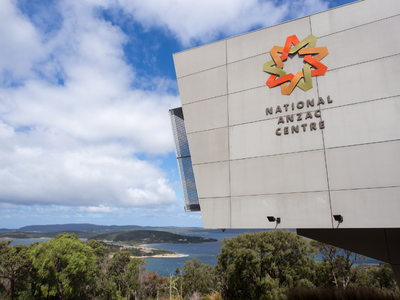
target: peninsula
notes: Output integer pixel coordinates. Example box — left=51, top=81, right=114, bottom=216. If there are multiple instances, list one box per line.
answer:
left=0, top=229, right=218, bottom=258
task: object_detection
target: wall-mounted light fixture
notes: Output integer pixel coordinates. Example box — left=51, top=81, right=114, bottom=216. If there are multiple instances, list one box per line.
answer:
left=333, top=214, right=343, bottom=228
left=267, top=216, right=281, bottom=228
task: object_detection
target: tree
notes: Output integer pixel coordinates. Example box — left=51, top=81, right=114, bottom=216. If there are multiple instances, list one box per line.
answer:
left=0, top=240, right=30, bottom=300
left=87, top=239, right=110, bottom=262
left=109, top=251, right=145, bottom=299
left=216, top=230, right=316, bottom=300
left=139, top=271, right=168, bottom=299
left=311, top=240, right=365, bottom=289
left=314, top=261, right=335, bottom=287
left=369, top=263, right=398, bottom=291
left=181, top=259, right=217, bottom=297
left=350, top=265, right=373, bottom=288
left=110, top=251, right=132, bottom=295
left=171, top=267, right=183, bottom=298
left=93, top=254, right=120, bottom=300
left=29, top=233, right=100, bottom=299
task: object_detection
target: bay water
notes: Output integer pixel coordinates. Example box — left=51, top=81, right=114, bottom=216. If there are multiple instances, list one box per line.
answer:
left=144, top=233, right=237, bottom=276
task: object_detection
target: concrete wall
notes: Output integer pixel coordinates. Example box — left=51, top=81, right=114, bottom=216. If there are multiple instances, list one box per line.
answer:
left=173, top=0, right=400, bottom=230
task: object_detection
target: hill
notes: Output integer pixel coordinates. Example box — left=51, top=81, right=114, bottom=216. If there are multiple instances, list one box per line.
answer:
left=19, top=223, right=144, bottom=233
left=89, top=230, right=217, bottom=245
left=17, top=223, right=205, bottom=234
left=0, top=231, right=94, bottom=239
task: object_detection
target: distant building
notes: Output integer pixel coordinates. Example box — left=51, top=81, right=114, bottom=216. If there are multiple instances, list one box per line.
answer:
left=170, top=0, right=400, bottom=282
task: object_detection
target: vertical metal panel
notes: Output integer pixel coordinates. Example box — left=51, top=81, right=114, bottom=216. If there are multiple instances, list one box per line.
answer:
left=169, top=107, right=200, bottom=212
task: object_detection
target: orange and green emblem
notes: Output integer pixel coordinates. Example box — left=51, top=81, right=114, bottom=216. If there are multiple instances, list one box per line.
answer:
left=263, top=35, right=328, bottom=95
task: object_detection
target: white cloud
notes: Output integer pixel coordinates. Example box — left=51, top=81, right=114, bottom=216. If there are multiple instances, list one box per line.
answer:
left=116, top=0, right=329, bottom=46
left=77, top=205, right=118, bottom=213
left=0, top=0, right=179, bottom=211
left=126, top=178, right=178, bottom=207
left=0, top=141, right=179, bottom=207
left=0, top=0, right=44, bottom=83
left=0, top=121, right=14, bottom=138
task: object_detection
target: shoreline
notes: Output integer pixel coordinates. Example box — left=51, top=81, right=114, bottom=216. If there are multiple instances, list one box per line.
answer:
left=130, top=253, right=189, bottom=258
left=103, top=241, right=188, bottom=258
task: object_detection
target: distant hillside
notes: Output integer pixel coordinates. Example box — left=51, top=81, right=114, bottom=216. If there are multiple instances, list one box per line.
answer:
left=19, top=223, right=142, bottom=233
left=89, top=230, right=217, bottom=245
left=0, top=228, right=15, bottom=233
left=0, top=231, right=94, bottom=239
left=17, top=223, right=205, bottom=234
left=189, top=228, right=269, bottom=234
left=0, top=226, right=269, bottom=241
left=4, top=223, right=268, bottom=237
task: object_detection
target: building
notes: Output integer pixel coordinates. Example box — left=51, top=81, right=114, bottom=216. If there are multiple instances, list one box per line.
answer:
left=169, top=0, right=400, bottom=281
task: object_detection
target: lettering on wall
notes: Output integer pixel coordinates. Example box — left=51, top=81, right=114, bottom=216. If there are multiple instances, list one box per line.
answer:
left=265, top=96, right=333, bottom=136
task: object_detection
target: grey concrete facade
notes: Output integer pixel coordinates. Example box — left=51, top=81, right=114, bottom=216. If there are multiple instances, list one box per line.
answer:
left=172, top=0, right=400, bottom=274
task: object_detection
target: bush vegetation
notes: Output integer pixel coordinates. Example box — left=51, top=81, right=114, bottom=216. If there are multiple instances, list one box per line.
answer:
left=0, top=230, right=398, bottom=299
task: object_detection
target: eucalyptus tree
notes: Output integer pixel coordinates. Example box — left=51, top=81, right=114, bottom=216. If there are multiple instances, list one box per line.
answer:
left=311, top=240, right=365, bottom=289
left=0, top=240, right=31, bottom=300
left=217, top=230, right=316, bottom=300
left=109, top=251, right=145, bottom=299
left=29, top=233, right=99, bottom=299
left=181, top=258, right=217, bottom=297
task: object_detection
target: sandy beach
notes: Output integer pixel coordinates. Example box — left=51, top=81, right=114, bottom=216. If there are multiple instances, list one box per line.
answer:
left=130, top=253, right=188, bottom=258
left=150, top=253, right=188, bottom=258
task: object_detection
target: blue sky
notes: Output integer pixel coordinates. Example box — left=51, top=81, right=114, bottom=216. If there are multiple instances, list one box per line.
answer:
left=0, top=0, right=356, bottom=229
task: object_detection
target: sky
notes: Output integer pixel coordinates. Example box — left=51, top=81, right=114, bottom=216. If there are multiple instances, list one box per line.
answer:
left=0, top=0, right=356, bottom=229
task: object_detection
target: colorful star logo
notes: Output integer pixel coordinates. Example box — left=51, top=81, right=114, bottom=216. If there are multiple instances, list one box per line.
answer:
left=263, top=35, right=329, bottom=95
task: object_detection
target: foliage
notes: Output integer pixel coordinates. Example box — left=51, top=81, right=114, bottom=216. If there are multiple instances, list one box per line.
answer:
left=350, top=263, right=399, bottom=291
left=216, top=230, right=316, bottom=300
left=311, top=240, right=365, bottom=289
left=172, top=267, right=184, bottom=298
left=139, top=271, right=169, bottom=299
left=1, top=230, right=399, bottom=300
left=0, top=240, right=31, bottom=300
left=314, top=261, right=335, bottom=287
left=167, top=270, right=182, bottom=299
left=29, top=233, right=99, bottom=299
left=181, top=259, right=218, bottom=297
left=109, top=251, right=146, bottom=298
left=93, top=253, right=119, bottom=300
left=350, top=265, right=375, bottom=288
left=286, top=287, right=400, bottom=300
left=371, top=263, right=399, bottom=290
left=87, top=239, right=110, bottom=260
